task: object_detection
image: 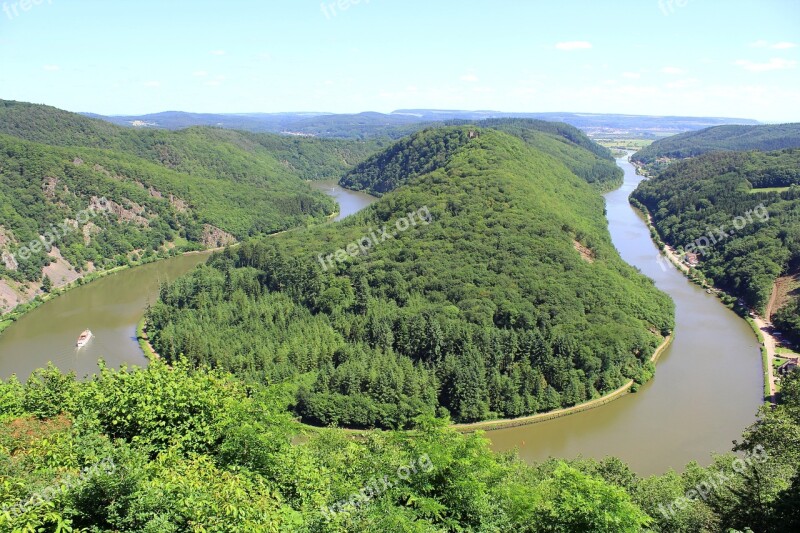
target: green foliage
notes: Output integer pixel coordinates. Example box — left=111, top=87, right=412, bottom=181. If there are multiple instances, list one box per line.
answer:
left=340, top=122, right=622, bottom=196
left=147, top=128, right=673, bottom=428
left=633, top=123, right=800, bottom=169
left=775, top=299, right=800, bottom=345
left=0, top=100, right=388, bottom=288
left=531, top=463, right=651, bottom=532
left=632, top=149, right=800, bottom=324
left=0, top=362, right=655, bottom=532
left=3, top=353, right=800, bottom=531
left=472, top=118, right=623, bottom=191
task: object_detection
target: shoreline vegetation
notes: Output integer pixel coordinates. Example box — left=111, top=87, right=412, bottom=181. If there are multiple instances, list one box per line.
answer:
left=141, top=315, right=673, bottom=435
left=630, top=173, right=776, bottom=404
left=0, top=246, right=226, bottom=338
left=452, top=333, right=673, bottom=433
left=0, top=261, right=152, bottom=336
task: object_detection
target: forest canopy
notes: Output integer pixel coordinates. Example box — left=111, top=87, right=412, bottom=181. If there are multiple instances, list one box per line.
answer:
left=632, top=123, right=800, bottom=171
left=147, top=127, right=674, bottom=429
left=631, top=149, right=800, bottom=339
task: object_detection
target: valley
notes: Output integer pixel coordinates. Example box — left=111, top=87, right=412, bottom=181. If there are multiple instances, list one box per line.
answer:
left=3, top=1, right=800, bottom=529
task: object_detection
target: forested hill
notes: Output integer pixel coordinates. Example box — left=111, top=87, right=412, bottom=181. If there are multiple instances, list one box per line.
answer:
left=0, top=100, right=379, bottom=182
left=631, top=149, right=800, bottom=339
left=0, top=99, right=386, bottom=313
left=632, top=123, right=800, bottom=168
left=147, top=127, right=674, bottom=429
left=340, top=120, right=622, bottom=195
left=0, top=133, right=335, bottom=313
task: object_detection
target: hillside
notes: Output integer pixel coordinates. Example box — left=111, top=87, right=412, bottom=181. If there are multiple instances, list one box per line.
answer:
left=340, top=119, right=622, bottom=195
left=0, top=100, right=379, bottom=183
left=0, top=100, right=387, bottom=314
left=0, top=133, right=335, bottom=313
left=631, top=149, right=800, bottom=338
left=632, top=123, right=800, bottom=171
left=146, top=127, right=674, bottom=429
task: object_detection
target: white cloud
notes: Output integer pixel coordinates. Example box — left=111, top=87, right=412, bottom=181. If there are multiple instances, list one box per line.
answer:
left=622, top=72, right=641, bottom=79
left=42, top=65, right=60, bottom=71
left=772, top=42, right=798, bottom=50
left=193, top=70, right=208, bottom=77
left=210, top=50, right=226, bottom=56
left=460, top=73, right=479, bottom=82
left=555, top=41, right=592, bottom=51
left=661, top=66, right=685, bottom=75
left=735, top=58, right=797, bottom=72
left=143, top=81, right=161, bottom=88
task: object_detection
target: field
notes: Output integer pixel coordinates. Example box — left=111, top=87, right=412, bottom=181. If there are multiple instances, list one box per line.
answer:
left=749, top=186, right=791, bottom=194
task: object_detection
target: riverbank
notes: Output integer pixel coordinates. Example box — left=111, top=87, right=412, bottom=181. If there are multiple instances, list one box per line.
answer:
left=142, top=318, right=672, bottom=435
left=136, top=318, right=159, bottom=361
left=632, top=183, right=775, bottom=404
left=454, top=334, right=673, bottom=433
left=0, top=241, right=240, bottom=339
left=0, top=263, right=136, bottom=336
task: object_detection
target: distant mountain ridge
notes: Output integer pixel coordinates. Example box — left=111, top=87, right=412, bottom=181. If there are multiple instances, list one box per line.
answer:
left=81, top=108, right=759, bottom=139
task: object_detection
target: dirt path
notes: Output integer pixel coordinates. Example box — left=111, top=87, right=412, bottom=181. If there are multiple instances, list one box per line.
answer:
left=754, top=315, right=778, bottom=403
left=765, top=281, right=779, bottom=322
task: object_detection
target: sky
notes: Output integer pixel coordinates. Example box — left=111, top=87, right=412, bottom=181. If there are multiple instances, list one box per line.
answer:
left=0, top=0, right=798, bottom=121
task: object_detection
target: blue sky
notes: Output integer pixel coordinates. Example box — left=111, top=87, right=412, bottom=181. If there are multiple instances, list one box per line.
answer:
left=1, top=0, right=798, bottom=121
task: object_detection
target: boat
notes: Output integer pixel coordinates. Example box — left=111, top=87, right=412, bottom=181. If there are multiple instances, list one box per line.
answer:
left=76, top=329, right=93, bottom=348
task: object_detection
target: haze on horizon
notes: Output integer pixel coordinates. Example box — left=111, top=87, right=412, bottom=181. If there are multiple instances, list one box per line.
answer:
left=0, top=0, right=798, bottom=122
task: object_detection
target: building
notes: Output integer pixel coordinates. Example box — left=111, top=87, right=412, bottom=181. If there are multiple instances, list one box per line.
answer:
left=778, top=358, right=799, bottom=376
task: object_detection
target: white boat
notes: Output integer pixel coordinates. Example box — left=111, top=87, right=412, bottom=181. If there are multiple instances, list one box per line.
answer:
left=76, top=329, right=93, bottom=348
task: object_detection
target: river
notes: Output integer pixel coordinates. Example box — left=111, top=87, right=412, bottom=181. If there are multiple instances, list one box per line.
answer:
left=486, top=155, right=763, bottom=474
left=0, top=181, right=377, bottom=381
left=0, top=166, right=762, bottom=475
left=309, top=180, right=377, bottom=221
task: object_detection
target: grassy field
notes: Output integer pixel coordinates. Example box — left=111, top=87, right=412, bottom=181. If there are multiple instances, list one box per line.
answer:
left=749, top=186, right=790, bottom=194
left=776, top=345, right=800, bottom=357
left=594, top=138, right=654, bottom=152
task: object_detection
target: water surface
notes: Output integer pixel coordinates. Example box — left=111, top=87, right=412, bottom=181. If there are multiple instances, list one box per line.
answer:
left=0, top=183, right=377, bottom=381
